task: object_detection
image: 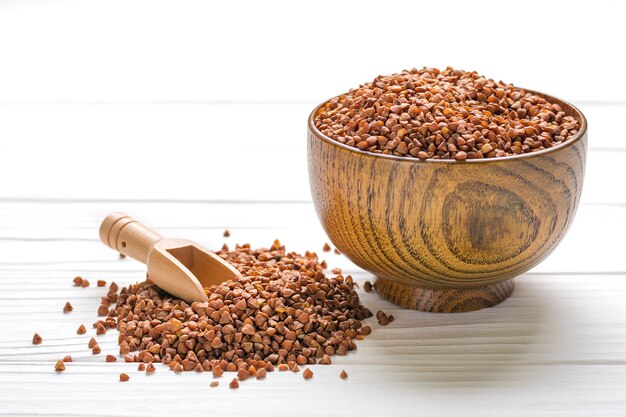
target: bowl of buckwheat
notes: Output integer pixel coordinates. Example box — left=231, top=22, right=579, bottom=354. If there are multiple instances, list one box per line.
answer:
left=307, top=66, right=587, bottom=313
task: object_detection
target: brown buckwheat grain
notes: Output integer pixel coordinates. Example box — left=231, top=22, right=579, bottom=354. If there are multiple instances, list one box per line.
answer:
left=109, top=241, right=372, bottom=379
left=314, top=67, right=580, bottom=159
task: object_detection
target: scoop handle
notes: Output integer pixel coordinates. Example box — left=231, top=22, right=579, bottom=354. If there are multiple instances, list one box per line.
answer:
left=99, top=212, right=163, bottom=264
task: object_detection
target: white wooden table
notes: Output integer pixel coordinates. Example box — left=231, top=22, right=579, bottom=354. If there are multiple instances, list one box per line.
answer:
left=1, top=1, right=625, bottom=416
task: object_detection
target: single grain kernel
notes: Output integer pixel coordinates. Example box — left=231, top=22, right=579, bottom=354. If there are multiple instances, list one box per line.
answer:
left=363, top=281, right=373, bottom=292
left=340, top=370, right=348, bottom=379
left=88, top=337, right=97, bottom=348
left=81, top=279, right=90, bottom=288
left=237, top=368, right=248, bottom=381
left=97, top=305, right=109, bottom=316
left=334, top=248, right=341, bottom=255
left=331, top=268, right=342, bottom=274
left=63, top=356, right=72, bottom=363
left=138, top=363, right=146, bottom=371
left=303, top=368, right=314, bottom=379
left=73, top=276, right=83, bottom=286
left=323, top=243, right=331, bottom=252
left=106, top=355, right=117, bottom=363
left=92, top=345, right=101, bottom=355
left=63, top=302, right=73, bottom=313
left=480, top=143, right=494, bottom=154
left=77, top=324, right=86, bottom=335
left=229, top=378, right=239, bottom=389
left=97, top=280, right=106, bottom=287
left=55, top=360, right=66, bottom=372
left=210, top=381, right=219, bottom=387
left=119, top=373, right=129, bottom=382
left=146, top=362, right=156, bottom=373
left=223, top=229, right=230, bottom=237
left=32, top=333, right=42, bottom=345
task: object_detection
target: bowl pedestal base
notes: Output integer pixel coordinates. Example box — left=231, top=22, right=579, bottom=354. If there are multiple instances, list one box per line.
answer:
left=374, top=277, right=514, bottom=313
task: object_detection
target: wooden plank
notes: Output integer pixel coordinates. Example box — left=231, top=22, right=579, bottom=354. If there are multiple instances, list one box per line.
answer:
left=0, top=103, right=623, bottom=203
left=0, top=1, right=624, bottom=103
left=0, top=201, right=623, bottom=274
left=2, top=273, right=626, bottom=416
left=1, top=201, right=625, bottom=416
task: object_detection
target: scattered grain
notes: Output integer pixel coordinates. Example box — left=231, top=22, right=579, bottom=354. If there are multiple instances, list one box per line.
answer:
left=110, top=242, right=372, bottom=377
left=119, top=373, right=129, bottom=382
left=32, top=333, right=42, bottom=345
left=63, top=302, right=73, bottom=313
left=376, top=310, right=390, bottom=326
left=55, top=360, right=66, bottom=372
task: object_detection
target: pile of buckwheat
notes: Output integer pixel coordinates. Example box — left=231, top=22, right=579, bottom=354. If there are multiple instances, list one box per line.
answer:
left=106, top=241, right=372, bottom=380
left=314, top=67, right=580, bottom=160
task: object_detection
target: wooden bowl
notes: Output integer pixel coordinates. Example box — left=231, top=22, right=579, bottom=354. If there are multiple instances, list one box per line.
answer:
left=307, top=91, right=587, bottom=313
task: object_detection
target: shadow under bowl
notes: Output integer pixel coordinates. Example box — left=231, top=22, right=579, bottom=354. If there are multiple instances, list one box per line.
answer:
left=307, top=90, right=587, bottom=313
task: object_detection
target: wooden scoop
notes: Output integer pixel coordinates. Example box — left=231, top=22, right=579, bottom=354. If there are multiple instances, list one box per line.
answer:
left=99, top=212, right=243, bottom=303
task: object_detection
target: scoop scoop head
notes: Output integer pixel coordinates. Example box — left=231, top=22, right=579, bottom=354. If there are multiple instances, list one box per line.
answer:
left=99, top=212, right=243, bottom=303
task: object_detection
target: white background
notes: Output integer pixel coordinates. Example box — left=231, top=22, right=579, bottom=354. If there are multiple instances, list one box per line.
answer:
left=0, top=1, right=625, bottom=416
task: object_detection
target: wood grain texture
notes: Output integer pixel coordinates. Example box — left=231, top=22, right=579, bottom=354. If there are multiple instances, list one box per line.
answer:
left=308, top=92, right=587, bottom=312
left=375, top=277, right=514, bottom=313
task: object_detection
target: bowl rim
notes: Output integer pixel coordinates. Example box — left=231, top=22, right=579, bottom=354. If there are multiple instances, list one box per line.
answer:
left=308, top=88, right=587, bottom=164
